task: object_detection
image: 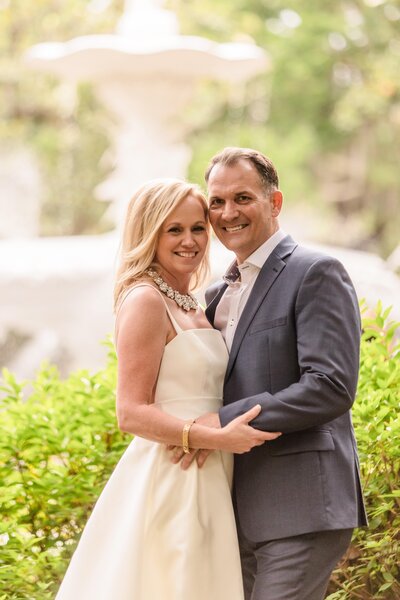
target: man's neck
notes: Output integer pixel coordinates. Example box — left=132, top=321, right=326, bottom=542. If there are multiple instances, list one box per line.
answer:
left=236, top=228, right=284, bottom=266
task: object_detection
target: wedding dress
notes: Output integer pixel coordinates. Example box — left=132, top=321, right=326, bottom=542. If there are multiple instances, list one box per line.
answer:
left=56, top=287, right=244, bottom=600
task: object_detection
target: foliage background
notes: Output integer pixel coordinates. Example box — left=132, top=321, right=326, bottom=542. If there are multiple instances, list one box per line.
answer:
left=1, top=0, right=399, bottom=254
left=0, top=307, right=399, bottom=599
left=1, top=3, right=399, bottom=595
left=0, top=0, right=123, bottom=235
left=175, top=0, right=400, bottom=257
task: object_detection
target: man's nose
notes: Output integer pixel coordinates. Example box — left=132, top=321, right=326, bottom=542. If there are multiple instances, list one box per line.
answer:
left=221, top=201, right=239, bottom=221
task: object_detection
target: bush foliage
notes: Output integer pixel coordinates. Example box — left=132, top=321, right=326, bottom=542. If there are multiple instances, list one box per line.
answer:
left=327, top=302, right=400, bottom=600
left=1, top=308, right=399, bottom=599
left=0, top=340, right=127, bottom=599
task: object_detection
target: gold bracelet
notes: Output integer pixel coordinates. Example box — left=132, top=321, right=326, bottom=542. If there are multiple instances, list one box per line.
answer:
left=182, top=419, right=195, bottom=454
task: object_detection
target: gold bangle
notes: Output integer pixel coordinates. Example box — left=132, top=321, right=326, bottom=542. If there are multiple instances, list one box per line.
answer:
left=182, top=419, right=195, bottom=454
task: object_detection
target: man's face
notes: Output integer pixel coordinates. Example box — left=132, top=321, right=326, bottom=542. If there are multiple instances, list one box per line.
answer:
left=207, top=159, right=282, bottom=264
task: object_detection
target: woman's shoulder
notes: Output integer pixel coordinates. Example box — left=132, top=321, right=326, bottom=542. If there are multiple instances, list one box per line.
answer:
left=119, top=283, right=166, bottom=315
left=116, top=283, right=168, bottom=337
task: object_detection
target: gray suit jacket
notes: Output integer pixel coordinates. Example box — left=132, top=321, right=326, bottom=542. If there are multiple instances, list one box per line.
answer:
left=206, top=235, right=367, bottom=542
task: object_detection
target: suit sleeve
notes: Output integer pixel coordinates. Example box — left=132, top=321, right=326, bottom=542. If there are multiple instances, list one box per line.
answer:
left=219, top=257, right=361, bottom=433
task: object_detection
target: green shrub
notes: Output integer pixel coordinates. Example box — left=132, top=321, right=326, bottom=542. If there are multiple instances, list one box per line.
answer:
left=0, top=340, right=129, bottom=599
left=0, top=308, right=399, bottom=599
left=327, top=302, right=400, bottom=599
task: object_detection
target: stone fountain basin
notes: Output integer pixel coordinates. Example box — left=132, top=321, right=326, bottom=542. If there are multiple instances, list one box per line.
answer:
left=25, top=35, right=268, bottom=82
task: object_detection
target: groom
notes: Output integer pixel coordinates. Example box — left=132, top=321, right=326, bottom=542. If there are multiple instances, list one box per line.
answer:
left=199, top=147, right=367, bottom=599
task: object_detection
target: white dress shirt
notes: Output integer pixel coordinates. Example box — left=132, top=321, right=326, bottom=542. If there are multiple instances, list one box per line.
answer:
left=215, top=230, right=286, bottom=350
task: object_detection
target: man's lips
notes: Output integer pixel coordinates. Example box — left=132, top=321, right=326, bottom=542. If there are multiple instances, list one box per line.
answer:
left=222, top=224, right=248, bottom=233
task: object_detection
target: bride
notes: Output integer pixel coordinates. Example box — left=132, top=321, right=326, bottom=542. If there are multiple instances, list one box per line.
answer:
left=55, top=179, right=280, bottom=600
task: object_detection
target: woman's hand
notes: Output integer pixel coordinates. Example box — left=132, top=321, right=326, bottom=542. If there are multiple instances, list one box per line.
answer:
left=218, top=404, right=281, bottom=453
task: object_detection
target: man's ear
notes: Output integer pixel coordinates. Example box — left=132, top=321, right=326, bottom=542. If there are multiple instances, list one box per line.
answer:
left=271, top=190, right=283, bottom=217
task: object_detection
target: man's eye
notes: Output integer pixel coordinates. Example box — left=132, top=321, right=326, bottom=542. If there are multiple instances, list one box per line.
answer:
left=237, top=195, right=250, bottom=202
left=210, top=199, right=223, bottom=208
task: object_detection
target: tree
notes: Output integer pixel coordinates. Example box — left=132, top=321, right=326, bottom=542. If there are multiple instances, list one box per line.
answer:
left=0, top=0, right=123, bottom=235
left=171, top=0, right=400, bottom=256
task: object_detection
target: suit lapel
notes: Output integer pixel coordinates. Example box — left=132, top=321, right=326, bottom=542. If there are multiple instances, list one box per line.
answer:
left=224, top=235, right=298, bottom=382
left=205, top=282, right=228, bottom=325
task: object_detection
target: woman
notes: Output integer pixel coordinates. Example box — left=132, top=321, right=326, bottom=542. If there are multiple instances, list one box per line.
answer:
left=56, top=179, right=280, bottom=600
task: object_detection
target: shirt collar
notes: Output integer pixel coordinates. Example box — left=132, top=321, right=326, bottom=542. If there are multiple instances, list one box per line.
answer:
left=222, top=229, right=286, bottom=286
left=243, top=229, right=287, bottom=269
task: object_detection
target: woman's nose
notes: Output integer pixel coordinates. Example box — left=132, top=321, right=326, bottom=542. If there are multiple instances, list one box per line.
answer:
left=181, top=232, right=196, bottom=246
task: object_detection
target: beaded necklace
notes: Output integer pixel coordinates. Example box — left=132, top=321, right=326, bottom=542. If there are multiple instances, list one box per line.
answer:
left=145, top=269, right=198, bottom=311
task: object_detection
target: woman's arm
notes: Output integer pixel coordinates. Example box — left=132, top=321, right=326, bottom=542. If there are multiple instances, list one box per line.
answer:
left=115, top=286, right=279, bottom=453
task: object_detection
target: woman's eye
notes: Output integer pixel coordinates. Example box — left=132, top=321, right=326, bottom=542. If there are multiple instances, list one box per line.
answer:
left=193, top=225, right=206, bottom=232
left=168, top=227, right=181, bottom=233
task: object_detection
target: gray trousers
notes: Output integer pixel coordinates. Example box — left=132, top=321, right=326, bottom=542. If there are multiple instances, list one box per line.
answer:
left=238, top=525, right=353, bottom=600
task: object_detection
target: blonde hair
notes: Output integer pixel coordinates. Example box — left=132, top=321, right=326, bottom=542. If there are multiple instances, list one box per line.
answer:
left=114, top=179, right=210, bottom=312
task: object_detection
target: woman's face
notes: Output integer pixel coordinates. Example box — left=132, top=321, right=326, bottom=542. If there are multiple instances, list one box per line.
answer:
left=155, top=194, right=208, bottom=284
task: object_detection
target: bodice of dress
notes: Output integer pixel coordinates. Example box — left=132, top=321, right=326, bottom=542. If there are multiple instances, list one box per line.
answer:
left=153, top=287, right=229, bottom=419
left=154, top=328, right=228, bottom=419
left=117, top=283, right=229, bottom=419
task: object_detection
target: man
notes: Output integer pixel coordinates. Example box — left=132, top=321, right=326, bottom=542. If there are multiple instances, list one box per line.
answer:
left=198, top=147, right=367, bottom=599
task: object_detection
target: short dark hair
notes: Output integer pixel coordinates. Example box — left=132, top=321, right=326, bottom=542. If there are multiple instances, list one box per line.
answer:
left=205, top=147, right=279, bottom=191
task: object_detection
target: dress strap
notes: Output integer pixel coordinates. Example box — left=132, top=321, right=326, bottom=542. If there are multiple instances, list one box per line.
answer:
left=118, top=283, right=183, bottom=334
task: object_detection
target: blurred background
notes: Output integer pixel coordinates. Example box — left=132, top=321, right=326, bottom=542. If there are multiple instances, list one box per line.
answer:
left=1, top=0, right=399, bottom=380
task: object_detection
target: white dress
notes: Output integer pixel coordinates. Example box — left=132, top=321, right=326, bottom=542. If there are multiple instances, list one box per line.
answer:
left=56, top=289, right=244, bottom=600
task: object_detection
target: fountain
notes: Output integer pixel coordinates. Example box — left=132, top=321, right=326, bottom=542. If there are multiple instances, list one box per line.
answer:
left=26, top=0, right=268, bottom=224
left=0, top=0, right=269, bottom=378
left=1, top=0, right=399, bottom=381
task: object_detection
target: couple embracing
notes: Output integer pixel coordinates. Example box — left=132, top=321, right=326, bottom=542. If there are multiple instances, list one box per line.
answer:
left=56, top=147, right=367, bottom=600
